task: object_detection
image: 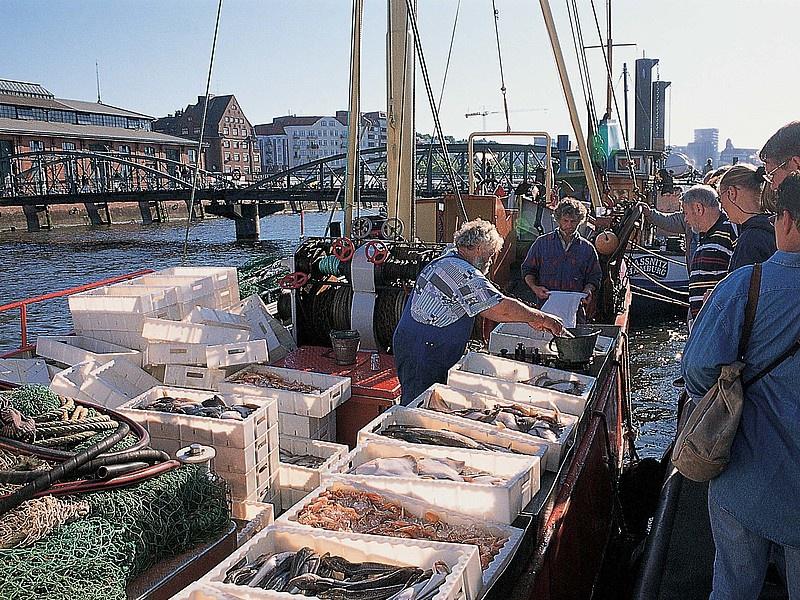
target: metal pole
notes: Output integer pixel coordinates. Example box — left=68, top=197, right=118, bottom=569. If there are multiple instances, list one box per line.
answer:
left=623, top=62, right=630, bottom=143
left=538, top=0, right=602, bottom=208
left=344, top=0, right=364, bottom=238
left=605, top=0, right=612, bottom=117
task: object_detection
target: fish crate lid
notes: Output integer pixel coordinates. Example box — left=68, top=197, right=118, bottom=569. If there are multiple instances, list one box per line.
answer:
left=274, top=346, right=400, bottom=401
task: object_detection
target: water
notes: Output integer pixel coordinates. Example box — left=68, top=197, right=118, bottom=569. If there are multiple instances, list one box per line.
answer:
left=0, top=215, right=684, bottom=457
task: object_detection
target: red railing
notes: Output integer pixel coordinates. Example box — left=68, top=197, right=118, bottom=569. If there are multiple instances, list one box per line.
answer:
left=0, top=269, right=154, bottom=357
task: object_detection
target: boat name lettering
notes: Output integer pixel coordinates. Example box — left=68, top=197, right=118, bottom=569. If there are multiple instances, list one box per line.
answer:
left=634, top=255, right=669, bottom=279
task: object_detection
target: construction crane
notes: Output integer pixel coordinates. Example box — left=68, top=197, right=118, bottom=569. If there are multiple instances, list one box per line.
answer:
left=465, top=107, right=548, bottom=131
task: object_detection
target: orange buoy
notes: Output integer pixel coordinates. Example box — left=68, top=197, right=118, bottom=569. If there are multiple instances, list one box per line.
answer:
left=595, top=230, right=619, bottom=255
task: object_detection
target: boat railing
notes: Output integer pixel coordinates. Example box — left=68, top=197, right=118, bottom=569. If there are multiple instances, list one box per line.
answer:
left=0, top=269, right=153, bottom=358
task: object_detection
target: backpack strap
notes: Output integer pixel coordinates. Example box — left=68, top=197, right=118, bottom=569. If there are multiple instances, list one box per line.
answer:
left=738, top=263, right=762, bottom=361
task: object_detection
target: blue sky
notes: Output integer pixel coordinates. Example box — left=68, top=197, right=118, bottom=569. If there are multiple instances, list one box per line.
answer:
left=2, top=1, right=795, bottom=150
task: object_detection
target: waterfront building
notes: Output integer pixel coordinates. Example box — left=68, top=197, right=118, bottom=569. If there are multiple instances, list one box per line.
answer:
left=154, top=95, right=260, bottom=181
left=255, top=110, right=386, bottom=173
left=718, top=138, right=761, bottom=166
left=0, top=78, right=199, bottom=189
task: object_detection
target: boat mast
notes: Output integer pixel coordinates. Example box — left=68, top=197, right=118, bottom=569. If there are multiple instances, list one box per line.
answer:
left=605, top=0, right=612, bottom=117
left=538, top=0, right=602, bottom=208
left=344, top=0, right=364, bottom=237
left=386, top=0, right=416, bottom=236
left=623, top=62, right=629, bottom=142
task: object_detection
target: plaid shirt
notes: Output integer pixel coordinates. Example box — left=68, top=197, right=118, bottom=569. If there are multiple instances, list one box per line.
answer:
left=521, top=230, right=602, bottom=295
left=409, top=250, right=502, bottom=327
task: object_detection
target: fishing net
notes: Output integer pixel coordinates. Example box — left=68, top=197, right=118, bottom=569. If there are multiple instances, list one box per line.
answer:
left=4, top=385, right=61, bottom=417
left=0, top=496, right=90, bottom=549
left=238, top=256, right=288, bottom=303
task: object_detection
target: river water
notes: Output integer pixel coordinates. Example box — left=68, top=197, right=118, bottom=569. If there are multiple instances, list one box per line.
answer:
left=0, top=214, right=683, bottom=458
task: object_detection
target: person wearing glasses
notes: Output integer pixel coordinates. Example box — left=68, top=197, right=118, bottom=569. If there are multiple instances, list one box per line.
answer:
left=760, top=121, right=800, bottom=192
left=682, top=171, right=800, bottom=600
left=717, top=164, right=776, bottom=271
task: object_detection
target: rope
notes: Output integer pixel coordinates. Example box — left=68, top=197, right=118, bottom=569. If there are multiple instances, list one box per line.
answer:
left=587, top=0, right=640, bottom=194
left=490, top=0, right=511, bottom=133
left=182, top=0, right=224, bottom=263
left=631, top=285, right=689, bottom=308
left=404, top=0, right=468, bottom=222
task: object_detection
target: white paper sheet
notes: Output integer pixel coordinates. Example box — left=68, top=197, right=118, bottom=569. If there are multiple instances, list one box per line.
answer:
left=540, top=291, right=586, bottom=329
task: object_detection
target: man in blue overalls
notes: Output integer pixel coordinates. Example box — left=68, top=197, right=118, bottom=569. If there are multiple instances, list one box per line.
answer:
left=393, top=218, right=567, bottom=405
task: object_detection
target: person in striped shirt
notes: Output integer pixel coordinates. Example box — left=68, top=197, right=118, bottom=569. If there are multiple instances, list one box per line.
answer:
left=681, top=184, right=738, bottom=329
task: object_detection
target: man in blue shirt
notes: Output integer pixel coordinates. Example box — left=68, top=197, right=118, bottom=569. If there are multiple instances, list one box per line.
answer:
left=393, top=218, right=566, bottom=405
left=682, top=172, right=800, bottom=598
left=521, top=198, right=602, bottom=318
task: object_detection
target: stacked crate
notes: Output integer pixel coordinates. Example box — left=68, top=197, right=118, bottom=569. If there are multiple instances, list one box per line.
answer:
left=118, top=386, right=281, bottom=505
left=277, top=436, right=348, bottom=511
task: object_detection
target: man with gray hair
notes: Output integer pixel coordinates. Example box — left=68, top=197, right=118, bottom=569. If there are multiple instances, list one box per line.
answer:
left=393, top=218, right=567, bottom=404
left=681, top=184, right=737, bottom=328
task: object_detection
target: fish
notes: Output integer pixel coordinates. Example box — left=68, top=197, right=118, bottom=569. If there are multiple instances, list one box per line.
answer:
left=229, top=370, right=321, bottom=393
left=248, top=551, right=294, bottom=588
left=530, top=373, right=586, bottom=396
left=280, top=449, right=327, bottom=468
left=351, top=455, right=508, bottom=486
left=380, top=424, right=516, bottom=453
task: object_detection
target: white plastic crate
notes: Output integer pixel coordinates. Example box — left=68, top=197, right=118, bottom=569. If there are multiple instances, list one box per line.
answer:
left=170, top=582, right=247, bottom=600
left=409, top=384, right=578, bottom=472
left=156, top=266, right=239, bottom=294
left=117, top=273, right=216, bottom=304
left=488, top=322, right=614, bottom=357
left=323, top=439, right=541, bottom=525
left=278, top=486, right=309, bottom=513
left=278, top=479, right=523, bottom=590
left=163, top=365, right=226, bottom=390
left=183, top=306, right=250, bottom=330
left=68, top=284, right=179, bottom=314
left=232, top=500, right=275, bottom=546
left=142, top=318, right=250, bottom=345
left=357, top=405, right=557, bottom=471
left=214, top=425, right=279, bottom=474
left=218, top=365, right=350, bottom=418
left=200, top=525, right=482, bottom=600
left=73, top=329, right=148, bottom=352
left=206, top=340, right=268, bottom=369
left=447, top=352, right=595, bottom=417
left=0, top=358, right=51, bottom=385
left=230, top=295, right=296, bottom=361
left=49, top=362, right=95, bottom=401
left=51, top=358, right=160, bottom=408
left=278, top=411, right=336, bottom=441
left=36, top=335, right=142, bottom=367
left=224, top=460, right=280, bottom=501
left=118, top=386, right=278, bottom=450
left=144, top=342, right=208, bottom=366
left=278, top=435, right=349, bottom=490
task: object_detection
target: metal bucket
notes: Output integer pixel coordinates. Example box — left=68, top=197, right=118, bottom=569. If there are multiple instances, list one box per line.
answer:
left=330, top=329, right=360, bottom=365
left=548, top=326, right=600, bottom=363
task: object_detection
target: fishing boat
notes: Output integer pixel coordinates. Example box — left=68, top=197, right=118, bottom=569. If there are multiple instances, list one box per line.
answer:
left=0, top=2, right=663, bottom=599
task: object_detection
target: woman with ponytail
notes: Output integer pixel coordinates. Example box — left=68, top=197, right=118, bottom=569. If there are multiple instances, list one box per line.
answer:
left=718, top=164, right=776, bottom=271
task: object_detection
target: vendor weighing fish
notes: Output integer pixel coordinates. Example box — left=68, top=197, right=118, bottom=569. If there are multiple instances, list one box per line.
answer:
left=393, top=219, right=567, bottom=405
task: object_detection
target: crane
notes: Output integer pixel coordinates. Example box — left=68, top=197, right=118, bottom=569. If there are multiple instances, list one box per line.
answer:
left=465, top=107, right=548, bottom=131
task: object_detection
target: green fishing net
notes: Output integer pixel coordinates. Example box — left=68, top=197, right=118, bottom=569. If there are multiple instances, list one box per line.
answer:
left=4, top=385, right=61, bottom=417
left=238, top=256, right=288, bottom=303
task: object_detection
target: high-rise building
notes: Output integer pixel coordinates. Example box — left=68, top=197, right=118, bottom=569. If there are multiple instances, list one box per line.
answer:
left=686, top=128, right=719, bottom=168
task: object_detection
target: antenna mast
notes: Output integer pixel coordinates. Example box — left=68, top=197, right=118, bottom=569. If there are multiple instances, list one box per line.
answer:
left=95, top=61, right=102, bottom=103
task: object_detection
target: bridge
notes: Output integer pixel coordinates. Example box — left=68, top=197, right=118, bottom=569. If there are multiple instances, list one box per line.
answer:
left=0, top=141, right=552, bottom=239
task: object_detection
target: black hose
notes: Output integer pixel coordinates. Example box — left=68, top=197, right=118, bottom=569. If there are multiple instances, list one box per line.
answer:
left=0, top=422, right=130, bottom=516
left=96, top=462, right=149, bottom=480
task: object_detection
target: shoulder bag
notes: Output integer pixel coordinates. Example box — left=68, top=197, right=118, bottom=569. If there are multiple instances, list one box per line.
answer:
left=673, top=264, right=800, bottom=481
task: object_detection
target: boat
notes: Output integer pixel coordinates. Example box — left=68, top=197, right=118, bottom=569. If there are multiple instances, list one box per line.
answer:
left=0, top=2, right=659, bottom=599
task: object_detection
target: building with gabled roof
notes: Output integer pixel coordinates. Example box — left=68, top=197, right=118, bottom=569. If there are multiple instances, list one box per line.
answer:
left=153, top=95, right=260, bottom=181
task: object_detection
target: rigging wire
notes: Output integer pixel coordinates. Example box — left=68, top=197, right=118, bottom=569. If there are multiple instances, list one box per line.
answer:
left=182, top=0, right=224, bottom=264
left=587, top=0, right=640, bottom=194
left=404, top=0, right=468, bottom=222
left=568, top=0, right=599, bottom=127
left=565, top=0, right=591, bottom=119
left=490, top=0, right=512, bottom=133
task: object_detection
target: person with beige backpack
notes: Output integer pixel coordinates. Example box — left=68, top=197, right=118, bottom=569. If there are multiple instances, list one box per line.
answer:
left=679, top=169, right=800, bottom=599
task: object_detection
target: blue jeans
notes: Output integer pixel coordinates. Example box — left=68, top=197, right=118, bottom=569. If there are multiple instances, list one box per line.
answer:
left=709, top=495, right=800, bottom=599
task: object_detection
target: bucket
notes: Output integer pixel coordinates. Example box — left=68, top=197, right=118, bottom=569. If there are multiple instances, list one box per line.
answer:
left=330, top=330, right=360, bottom=365
left=548, top=326, right=601, bottom=364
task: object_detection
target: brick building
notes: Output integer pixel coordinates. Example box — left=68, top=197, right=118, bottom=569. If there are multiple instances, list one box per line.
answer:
left=154, top=95, right=260, bottom=181
left=0, top=78, right=199, bottom=189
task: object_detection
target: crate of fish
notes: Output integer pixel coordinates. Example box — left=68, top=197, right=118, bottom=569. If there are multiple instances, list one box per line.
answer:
left=488, top=322, right=615, bottom=357
left=200, top=524, right=483, bottom=600
left=356, top=405, right=553, bottom=471
left=36, top=334, right=143, bottom=368
left=409, top=384, right=579, bottom=471
left=163, top=364, right=228, bottom=390
left=322, top=439, right=541, bottom=525
left=447, top=352, right=595, bottom=416
left=278, top=410, right=336, bottom=442
left=206, top=340, right=269, bottom=369
left=142, top=317, right=250, bottom=346
left=118, top=386, right=278, bottom=449
left=279, top=435, right=349, bottom=490
left=218, top=365, right=351, bottom=418
left=278, top=479, right=524, bottom=590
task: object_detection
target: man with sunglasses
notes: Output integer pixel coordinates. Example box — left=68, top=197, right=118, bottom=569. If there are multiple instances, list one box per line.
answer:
left=682, top=171, right=800, bottom=599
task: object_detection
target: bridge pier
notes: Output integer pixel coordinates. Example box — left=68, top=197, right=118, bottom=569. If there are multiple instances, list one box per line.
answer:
left=22, top=204, right=51, bottom=232
left=234, top=204, right=261, bottom=241
left=84, top=202, right=112, bottom=226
